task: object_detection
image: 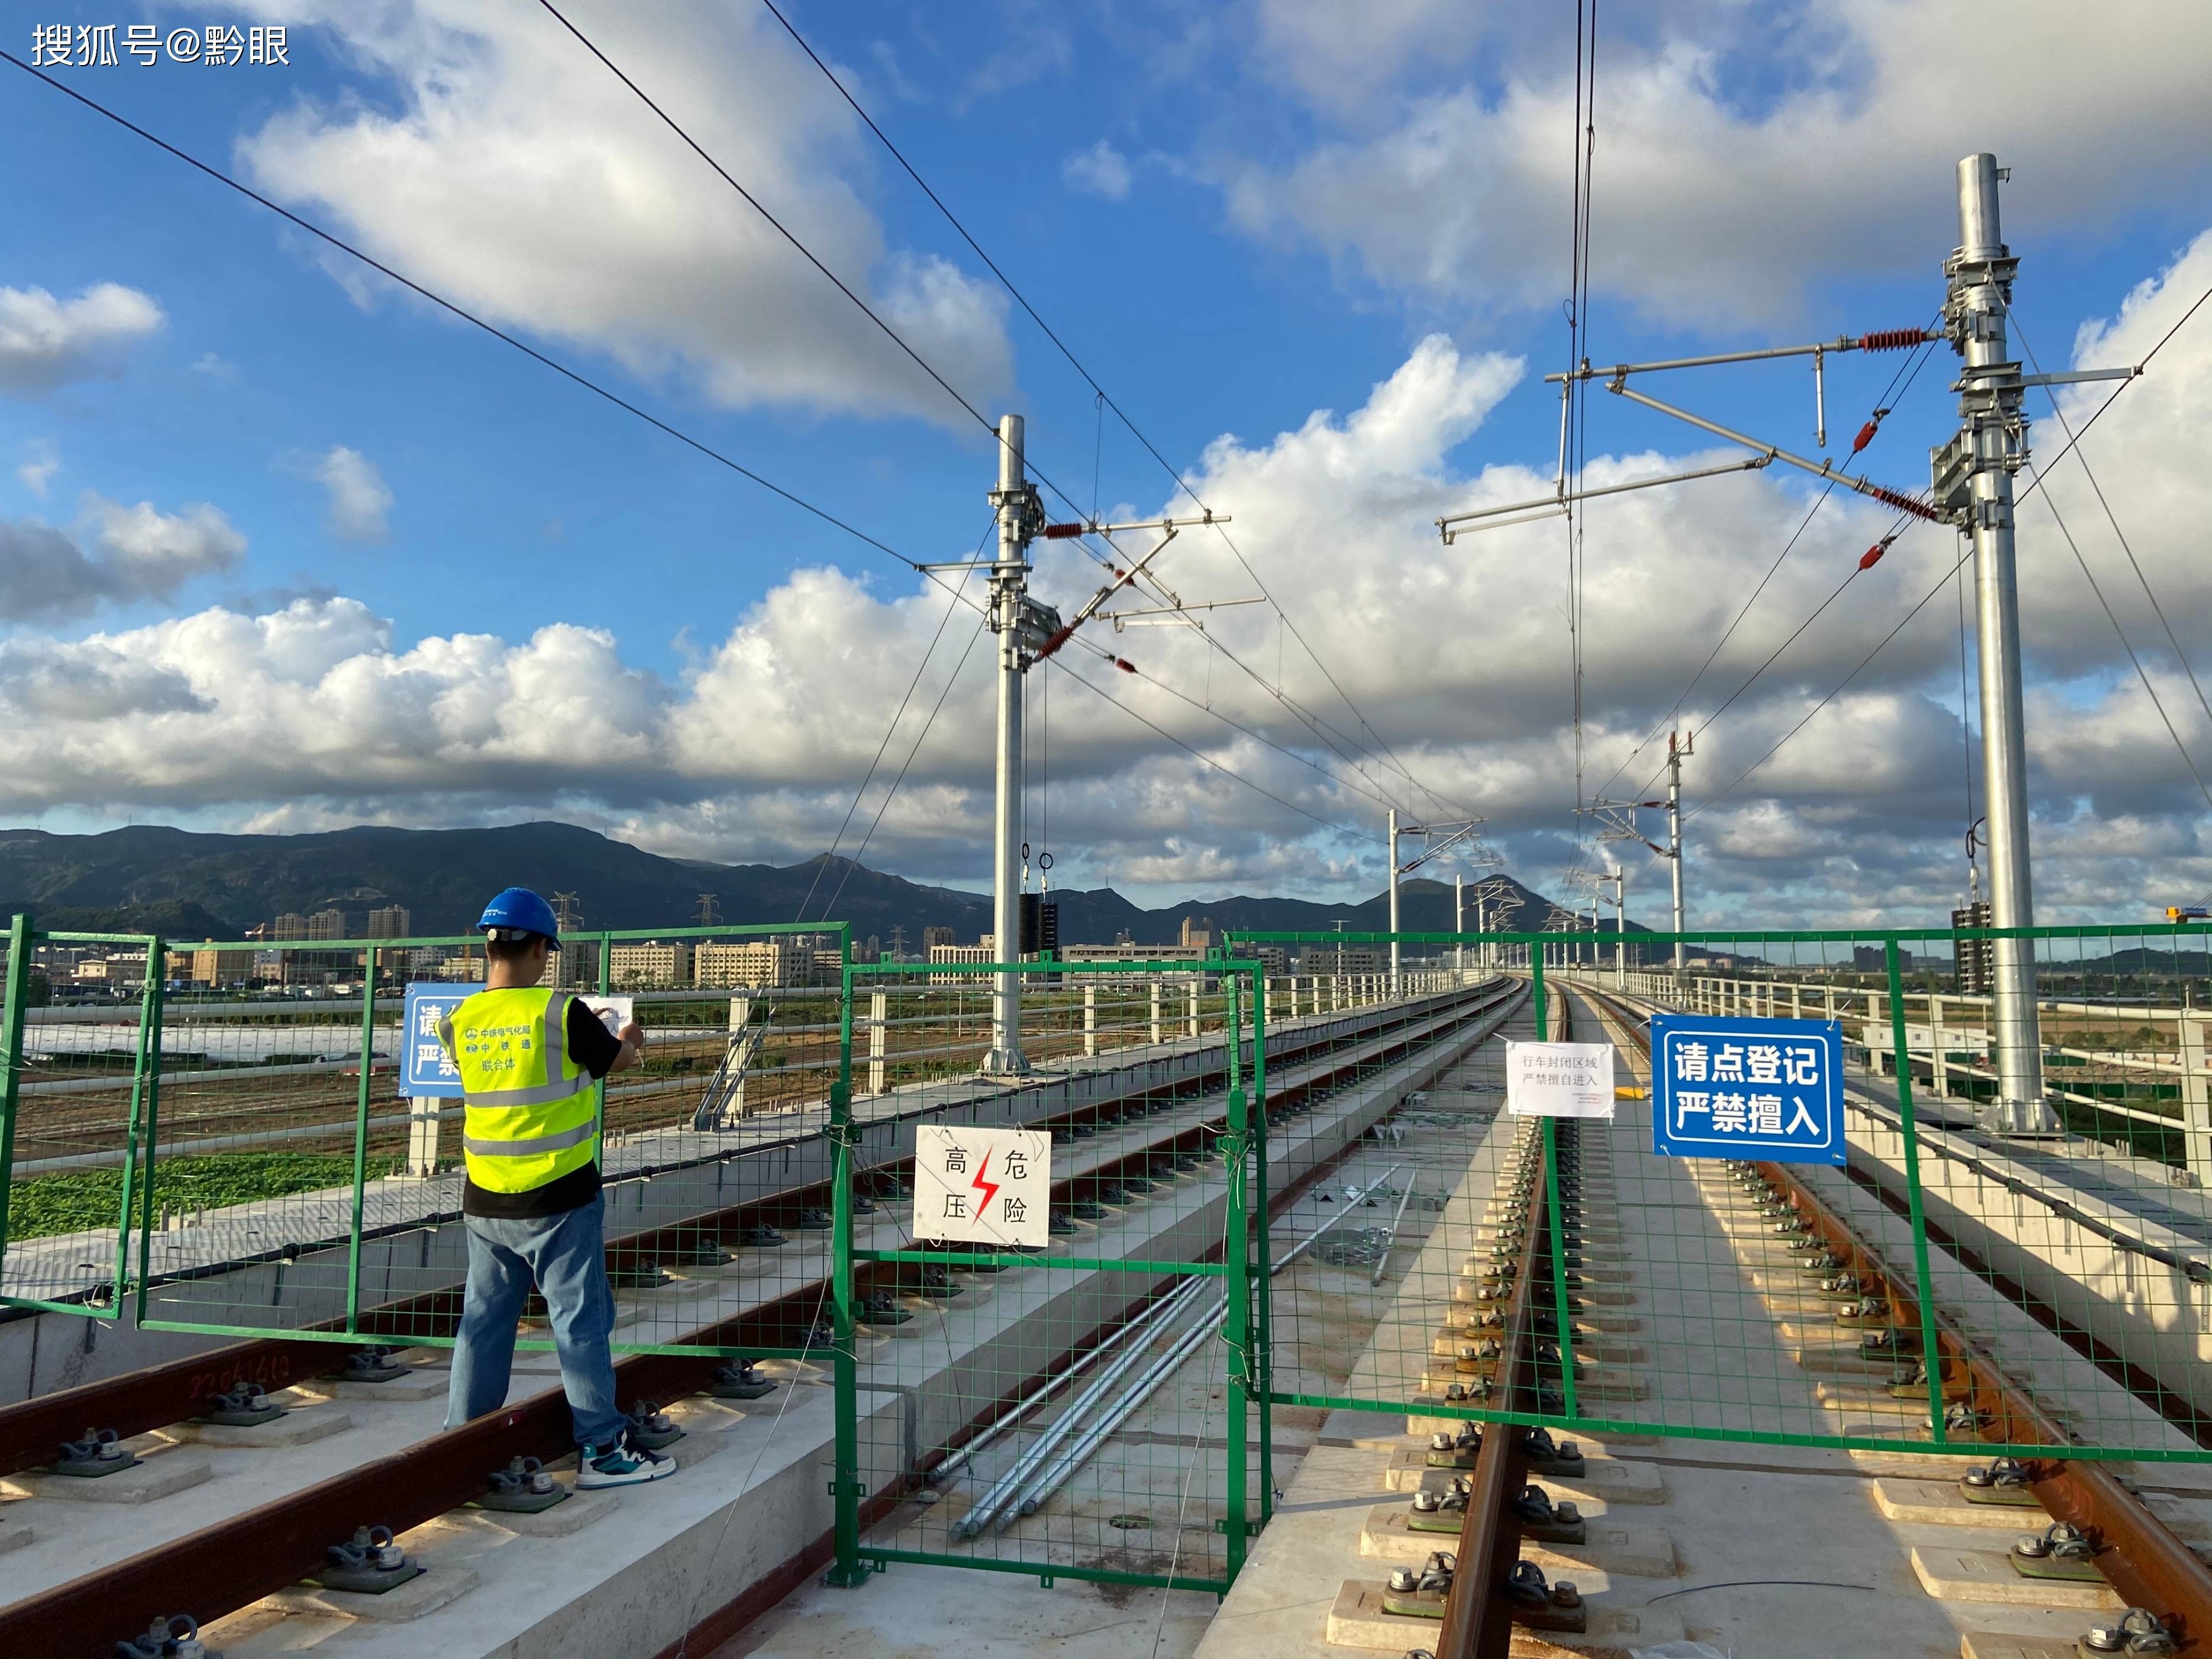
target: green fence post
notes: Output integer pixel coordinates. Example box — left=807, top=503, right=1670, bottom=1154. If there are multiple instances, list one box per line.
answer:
left=1542, top=1113, right=1578, bottom=1423
left=1885, top=938, right=1949, bottom=1442
left=1222, top=964, right=1252, bottom=1583
left=345, top=945, right=378, bottom=1335
left=825, top=962, right=867, bottom=1587
left=1249, top=966, right=1274, bottom=1528
left=0, top=912, right=32, bottom=1287
left=111, top=937, right=164, bottom=1313
left=134, top=939, right=166, bottom=1323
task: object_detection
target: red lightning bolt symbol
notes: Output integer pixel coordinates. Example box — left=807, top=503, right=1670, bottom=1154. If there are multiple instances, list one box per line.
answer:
left=969, top=1150, right=1001, bottom=1217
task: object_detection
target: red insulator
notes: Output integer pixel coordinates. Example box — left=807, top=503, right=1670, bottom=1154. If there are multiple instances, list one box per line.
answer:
left=1858, top=543, right=1888, bottom=571
left=1851, top=419, right=1880, bottom=454
left=1857, top=328, right=1926, bottom=353
left=1866, top=485, right=1942, bottom=522
left=1114, top=657, right=1138, bottom=674
left=1042, top=523, right=1086, bottom=539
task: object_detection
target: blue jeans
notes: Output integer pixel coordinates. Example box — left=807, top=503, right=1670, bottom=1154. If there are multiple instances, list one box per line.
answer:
left=445, top=1193, right=627, bottom=1450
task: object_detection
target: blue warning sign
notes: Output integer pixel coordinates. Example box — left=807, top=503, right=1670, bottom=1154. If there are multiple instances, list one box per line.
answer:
left=400, top=982, right=481, bottom=1099
left=1649, top=1013, right=1844, bottom=1165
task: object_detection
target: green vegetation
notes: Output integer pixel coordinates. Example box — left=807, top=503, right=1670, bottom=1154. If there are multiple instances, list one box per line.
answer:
left=8, top=1151, right=399, bottom=1241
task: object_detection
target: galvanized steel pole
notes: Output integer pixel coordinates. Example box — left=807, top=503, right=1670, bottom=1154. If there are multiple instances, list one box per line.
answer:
left=1947, top=154, right=2053, bottom=1133
left=1667, top=732, right=1687, bottom=975
left=984, top=415, right=1036, bottom=1076
left=1387, top=808, right=1402, bottom=996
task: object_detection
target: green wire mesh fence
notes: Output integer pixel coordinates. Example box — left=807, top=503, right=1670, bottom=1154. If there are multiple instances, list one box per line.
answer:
left=0, top=918, right=849, bottom=1384
left=11, top=913, right=2212, bottom=1601
left=1229, top=922, right=2212, bottom=1475
left=832, top=956, right=1267, bottom=1595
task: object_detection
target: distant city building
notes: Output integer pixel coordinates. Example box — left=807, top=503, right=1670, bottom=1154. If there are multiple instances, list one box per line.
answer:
left=609, top=941, right=695, bottom=987
left=366, top=906, right=412, bottom=939
left=75, top=950, right=148, bottom=984
left=189, top=944, right=256, bottom=986
left=1179, top=916, right=1214, bottom=950
left=695, top=940, right=796, bottom=989
left=922, top=925, right=956, bottom=951
left=272, top=912, right=308, bottom=941
left=1301, top=944, right=1381, bottom=974
left=1060, top=943, right=1206, bottom=965
left=308, top=909, right=347, bottom=940
left=927, top=943, right=994, bottom=978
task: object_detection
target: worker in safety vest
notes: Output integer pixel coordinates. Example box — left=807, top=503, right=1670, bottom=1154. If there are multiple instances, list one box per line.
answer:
left=438, top=887, right=676, bottom=1488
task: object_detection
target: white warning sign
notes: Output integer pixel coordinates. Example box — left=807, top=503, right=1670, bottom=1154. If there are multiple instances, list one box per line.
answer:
left=1506, top=1040, right=1617, bottom=1119
left=913, top=1124, right=1050, bottom=1249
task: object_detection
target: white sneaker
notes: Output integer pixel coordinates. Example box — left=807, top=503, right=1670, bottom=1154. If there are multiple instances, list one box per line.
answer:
left=577, top=1430, right=678, bottom=1489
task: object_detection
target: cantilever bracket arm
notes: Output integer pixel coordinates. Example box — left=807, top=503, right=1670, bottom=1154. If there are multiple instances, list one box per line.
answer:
left=1437, top=456, right=1772, bottom=543
left=1606, top=381, right=1955, bottom=526
left=1399, top=821, right=1496, bottom=876
left=1031, top=526, right=1183, bottom=663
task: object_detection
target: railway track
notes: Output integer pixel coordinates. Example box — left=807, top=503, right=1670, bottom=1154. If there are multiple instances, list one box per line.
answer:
left=1428, top=982, right=2212, bottom=1657
left=0, top=977, right=1520, bottom=1659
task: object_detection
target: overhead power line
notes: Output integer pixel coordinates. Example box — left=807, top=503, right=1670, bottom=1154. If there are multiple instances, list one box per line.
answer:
left=1685, top=291, right=2212, bottom=820
left=0, top=49, right=928, bottom=577
left=751, top=0, right=1464, bottom=822
left=796, top=522, right=991, bottom=922
left=2015, top=318, right=2212, bottom=743
left=1585, top=324, right=1942, bottom=808
left=3, top=50, right=1355, bottom=848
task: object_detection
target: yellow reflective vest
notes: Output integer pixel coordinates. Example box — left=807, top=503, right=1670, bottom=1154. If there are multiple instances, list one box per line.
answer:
left=438, top=986, right=596, bottom=1193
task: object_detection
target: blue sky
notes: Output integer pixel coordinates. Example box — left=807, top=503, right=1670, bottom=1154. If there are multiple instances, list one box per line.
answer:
left=3, top=1, right=2210, bottom=925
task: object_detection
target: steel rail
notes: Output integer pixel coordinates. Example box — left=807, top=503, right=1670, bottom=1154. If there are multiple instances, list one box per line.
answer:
left=1578, top=984, right=2212, bottom=1648
left=0, top=983, right=1520, bottom=1656
left=1438, top=985, right=1568, bottom=1658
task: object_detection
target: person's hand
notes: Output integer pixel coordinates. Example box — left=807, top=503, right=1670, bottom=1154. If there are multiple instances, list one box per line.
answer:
left=618, top=1021, right=644, bottom=1049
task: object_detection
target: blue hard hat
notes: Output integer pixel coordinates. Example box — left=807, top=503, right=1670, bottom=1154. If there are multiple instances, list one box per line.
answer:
left=478, top=886, right=561, bottom=943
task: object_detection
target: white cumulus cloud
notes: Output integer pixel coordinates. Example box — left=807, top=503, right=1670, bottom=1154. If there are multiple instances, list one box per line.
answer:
left=1063, top=140, right=1134, bottom=202
left=1, top=227, right=2208, bottom=919
left=0, top=282, right=164, bottom=394
left=1225, top=0, right=2212, bottom=325
left=230, top=1, right=1013, bottom=424
left=0, top=494, right=246, bottom=622
left=311, top=446, right=393, bottom=541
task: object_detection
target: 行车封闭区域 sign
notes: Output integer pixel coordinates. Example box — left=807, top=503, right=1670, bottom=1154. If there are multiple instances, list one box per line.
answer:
left=1506, top=1041, right=1617, bottom=1118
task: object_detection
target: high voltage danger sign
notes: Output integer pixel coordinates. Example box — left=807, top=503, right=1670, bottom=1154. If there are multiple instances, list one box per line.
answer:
left=913, top=1125, right=1051, bottom=1249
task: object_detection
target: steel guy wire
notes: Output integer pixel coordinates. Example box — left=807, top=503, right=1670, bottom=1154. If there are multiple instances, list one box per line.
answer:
left=1584, top=325, right=1942, bottom=808
left=534, top=0, right=1184, bottom=618
left=1045, top=654, right=1362, bottom=838
left=1620, top=492, right=1932, bottom=806
left=2, top=53, right=1361, bottom=850
left=799, top=522, right=993, bottom=924
left=2014, top=317, right=2212, bottom=742
left=753, top=0, right=1459, bottom=818
left=1683, top=282, right=2212, bottom=822
left=1105, top=654, right=1399, bottom=813
left=0, top=51, right=944, bottom=585
left=2024, top=467, right=2212, bottom=812
left=1687, top=532, right=1973, bottom=821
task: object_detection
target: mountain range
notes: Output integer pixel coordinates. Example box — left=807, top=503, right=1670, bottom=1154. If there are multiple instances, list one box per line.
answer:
left=0, top=821, right=1596, bottom=946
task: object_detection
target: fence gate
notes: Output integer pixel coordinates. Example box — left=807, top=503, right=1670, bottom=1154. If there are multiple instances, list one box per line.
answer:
left=831, top=957, right=1265, bottom=1596
left=1221, top=922, right=2212, bottom=1480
